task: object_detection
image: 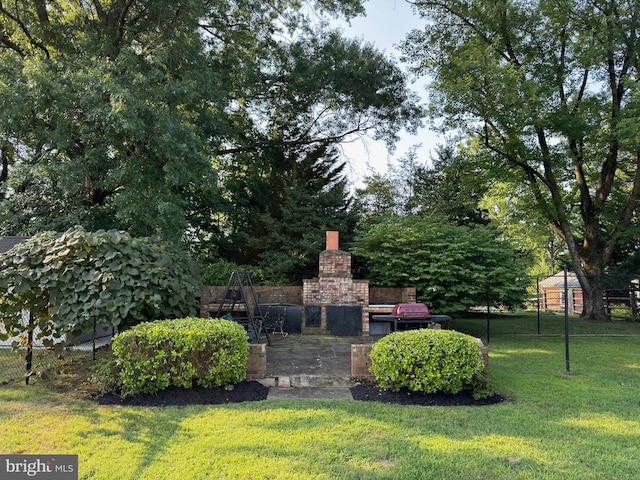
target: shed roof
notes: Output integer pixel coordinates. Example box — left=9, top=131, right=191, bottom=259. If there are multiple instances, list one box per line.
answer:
left=0, top=236, right=30, bottom=254
left=539, top=271, right=581, bottom=289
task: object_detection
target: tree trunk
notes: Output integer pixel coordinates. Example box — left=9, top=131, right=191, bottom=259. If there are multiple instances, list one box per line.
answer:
left=560, top=220, right=609, bottom=322
left=1, top=145, right=8, bottom=184
left=578, top=274, right=607, bottom=322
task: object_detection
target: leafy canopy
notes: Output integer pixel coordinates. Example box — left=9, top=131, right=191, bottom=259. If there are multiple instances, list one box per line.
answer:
left=0, top=0, right=422, bottom=268
left=402, top=0, right=640, bottom=319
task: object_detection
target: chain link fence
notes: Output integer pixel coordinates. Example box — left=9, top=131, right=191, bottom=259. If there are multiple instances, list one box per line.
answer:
left=0, top=335, right=113, bottom=385
left=450, top=271, right=640, bottom=343
left=4, top=271, right=639, bottom=382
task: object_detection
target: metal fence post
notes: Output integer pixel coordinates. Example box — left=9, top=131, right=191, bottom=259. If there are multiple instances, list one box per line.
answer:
left=537, top=276, right=541, bottom=335
left=25, top=329, right=33, bottom=385
left=486, top=278, right=491, bottom=345
left=25, top=310, right=33, bottom=385
left=564, top=265, right=571, bottom=375
left=92, top=317, right=97, bottom=361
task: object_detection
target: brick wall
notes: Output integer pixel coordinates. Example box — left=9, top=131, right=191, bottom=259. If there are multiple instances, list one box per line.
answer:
left=369, top=287, right=417, bottom=305
left=302, top=277, right=368, bottom=305
left=200, top=285, right=303, bottom=318
left=200, top=232, right=416, bottom=335
left=246, top=343, right=266, bottom=379
left=303, top=245, right=371, bottom=335
left=351, top=343, right=375, bottom=379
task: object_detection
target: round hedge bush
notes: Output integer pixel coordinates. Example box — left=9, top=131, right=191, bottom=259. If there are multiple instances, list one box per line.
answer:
left=369, top=329, right=485, bottom=394
left=111, top=317, right=248, bottom=398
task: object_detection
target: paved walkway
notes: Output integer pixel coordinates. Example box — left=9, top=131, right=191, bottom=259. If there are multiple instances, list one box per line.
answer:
left=260, top=334, right=378, bottom=400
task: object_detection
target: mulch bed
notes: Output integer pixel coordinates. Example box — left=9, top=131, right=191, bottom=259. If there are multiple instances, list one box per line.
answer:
left=350, top=381, right=505, bottom=406
left=93, top=381, right=270, bottom=407
left=92, top=380, right=504, bottom=407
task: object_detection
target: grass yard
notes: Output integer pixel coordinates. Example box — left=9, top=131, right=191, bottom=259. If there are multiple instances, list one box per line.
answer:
left=1, top=322, right=640, bottom=479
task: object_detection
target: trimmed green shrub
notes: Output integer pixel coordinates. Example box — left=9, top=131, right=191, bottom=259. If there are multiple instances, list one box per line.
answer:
left=111, top=317, right=248, bottom=398
left=369, top=329, right=485, bottom=395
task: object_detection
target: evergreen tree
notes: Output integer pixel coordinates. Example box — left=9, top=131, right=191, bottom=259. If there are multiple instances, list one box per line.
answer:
left=219, top=145, right=357, bottom=284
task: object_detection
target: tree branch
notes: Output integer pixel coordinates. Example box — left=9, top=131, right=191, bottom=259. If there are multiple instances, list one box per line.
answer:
left=596, top=1, right=633, bottom=204
left=0, top=1, right=50, bottom=58
left=0, top=21, right=25, bottom=56
left=32, top=0, right=49, bottom=24
left=91, top=0, right=108, bottom=24
left=414, top=0, right=515, bottom=64
left=0, top=144, right=9, bottom=185
left=112, top=0, right=136, bottom=48
left=603, top=146, right=640, bottom=265
left=216, top=125, right=370, bottom=156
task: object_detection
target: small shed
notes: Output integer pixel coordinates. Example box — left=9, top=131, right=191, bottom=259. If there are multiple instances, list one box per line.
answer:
left=539, top=271, right=583, bottom=314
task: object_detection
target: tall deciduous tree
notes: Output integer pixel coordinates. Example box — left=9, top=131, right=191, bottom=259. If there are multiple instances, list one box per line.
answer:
left=354, top=144, right=489, bottom=225
left=354, top=148, right=431, bottom=219
left=403, top=0, right=640, bottom=320
left=480, top=179, right=567, bottom=277
left=0, top=1, right=421, bottom=258
left=0, top=0, right=224, bottom=241
left=409, top=144, right=490, bottom=225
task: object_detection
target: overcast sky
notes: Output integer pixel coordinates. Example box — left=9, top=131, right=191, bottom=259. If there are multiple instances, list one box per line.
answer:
left=330, top=0, right=440, bottom=189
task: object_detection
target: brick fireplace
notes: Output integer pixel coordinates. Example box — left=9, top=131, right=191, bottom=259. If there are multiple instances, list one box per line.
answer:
left=302, top=231, right=370, bottom=336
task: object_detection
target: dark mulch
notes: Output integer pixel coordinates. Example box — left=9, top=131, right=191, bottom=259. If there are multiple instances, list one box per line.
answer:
left=350, top=381, right=505, bottom=406
left=92, top=380, right=504, bottom=407
left=93, top=381, right=270, bottom=407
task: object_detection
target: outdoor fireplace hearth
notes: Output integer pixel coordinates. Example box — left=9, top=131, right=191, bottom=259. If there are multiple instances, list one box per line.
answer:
left=200, top=231, right=423, bottom=336
left=302, top=231, right=369, bottom=336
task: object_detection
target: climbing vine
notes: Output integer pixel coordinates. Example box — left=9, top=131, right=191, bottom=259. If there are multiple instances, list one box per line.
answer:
left=0, top=227, right=200, bottom=346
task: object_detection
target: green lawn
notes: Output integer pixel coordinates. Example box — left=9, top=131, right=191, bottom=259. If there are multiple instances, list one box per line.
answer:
left=1, top=327, right=640, bottom=478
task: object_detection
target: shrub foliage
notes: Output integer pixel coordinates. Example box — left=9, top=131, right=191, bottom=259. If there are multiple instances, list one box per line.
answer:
left=354, top=215, right=529, bottom=314
left=369, top=329, right=485, bottom=394
left=111, top=318, right=248, bottom=398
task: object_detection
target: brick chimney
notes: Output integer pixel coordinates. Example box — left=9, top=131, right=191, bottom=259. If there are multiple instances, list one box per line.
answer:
left=319, top=232, right=351, bottom=278
left=326, top=231, right=339, bottom=251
